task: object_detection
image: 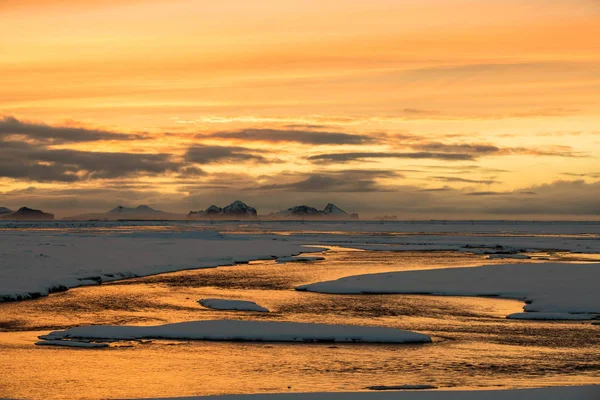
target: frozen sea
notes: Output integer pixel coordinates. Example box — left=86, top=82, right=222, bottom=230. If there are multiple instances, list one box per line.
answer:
left=0, top=220, right=598, bottom=399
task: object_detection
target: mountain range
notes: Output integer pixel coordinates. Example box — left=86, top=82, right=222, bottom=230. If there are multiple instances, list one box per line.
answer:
left=0, top=207, right=54, bottom=220
left=1, top=201, right=358, bottom=221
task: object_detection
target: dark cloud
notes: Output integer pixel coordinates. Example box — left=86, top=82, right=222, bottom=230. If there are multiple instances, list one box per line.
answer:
left=0, top=140, right=182, bottom=182
left=184, top=144, right=269, bottom=164
left=433, top=176, right=499, bottom=185
left=309, top=152, right=475, bottom=164
left=414, top=142, right=500, bottom=154
left=465, top=191, right=510, bottom=196
left=254, top=170, right=400, bottom=192
left=203, top=128, right=377, bottom=145
left=419, top=187, right=454, bottom=192
left=0, top=115, right=143, bottom=143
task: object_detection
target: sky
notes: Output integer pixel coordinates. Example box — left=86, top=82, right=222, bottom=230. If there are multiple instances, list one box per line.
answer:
left=1, top=0, right=599, bottom=219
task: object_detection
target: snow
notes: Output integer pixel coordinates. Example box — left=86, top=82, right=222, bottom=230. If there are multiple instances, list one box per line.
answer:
left=322, top=203, right=347, bottom=216
left=40, top=320, right=432, bottom=343
left=487, top=254, right=531, bottom=259
left=35, top=340, right=109, bottom=348
left=144, top=385, right=600, bottom=400
left=198, top=299, right=270, bottom=312
left=0, top=230, right=321, bottom=301
left=366, top=385, right=437, bottom=391
left=506, top=312, right=598, bottom=321
left=275, top=256, right=325, bottom=264
left=297, top=263, right=600, bottom=318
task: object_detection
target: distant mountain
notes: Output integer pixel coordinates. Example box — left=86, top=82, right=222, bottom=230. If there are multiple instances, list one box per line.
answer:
left=270, top=203, right=358, bottom=220
left=65, top=205, right=185, bottom=221
left=322, top=203, right=347, bottom=216
left=0, top=207, right=54, bottom=220
left=0, top=207, right=12, bottom=215
left=278, top=205, right=320, bottom=217
left=189, top=200, right=257, bottom=219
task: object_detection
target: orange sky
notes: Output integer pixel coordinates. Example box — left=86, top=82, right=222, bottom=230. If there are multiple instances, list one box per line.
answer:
left=1, top=0, right=599, bottom=218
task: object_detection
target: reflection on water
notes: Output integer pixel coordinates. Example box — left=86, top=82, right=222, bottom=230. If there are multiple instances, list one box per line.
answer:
left=0, top=247, right=598, bottom=400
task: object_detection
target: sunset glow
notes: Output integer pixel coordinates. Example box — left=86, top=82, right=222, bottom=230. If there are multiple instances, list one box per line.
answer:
left=1, top=0, right=599, bottom=218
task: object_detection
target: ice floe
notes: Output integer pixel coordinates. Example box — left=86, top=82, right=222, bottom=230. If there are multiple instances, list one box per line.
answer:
left=297, top=263, right=600, bottom=319
left=145, top=385, right=599, bottom=399
left=198, top=299, right=270, bottom=312
left=0, top=230, right=321, bottom=301
left=506, top=312, right=598, bottom=321
left=275, top=256, right=325, bottom=263
left=40, top=320, right=432, bottom=344
left=35, top=340, right=108, bottom=348
left=366, top=385, right=437, bottom=390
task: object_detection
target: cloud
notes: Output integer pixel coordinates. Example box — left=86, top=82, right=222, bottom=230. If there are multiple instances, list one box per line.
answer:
left=465, top=191, right=510, bottom=196
left=0, top=116, right=143, bottom=144
left=308, top=152, right=475, bottom=164
left=184, top=144, right=269, bottom=164
left=411, top=142, right=585, bottom=158
left=433, top=176, right=500, bottom=185
left=253, top=170, right=400, bottom=192
left=413, top=142, right=500, bottom=155
left=418, top=187, right=454, bottom=192
left=203, top=128, right=378, bottom=145
left=0, top=140, right=182, bottom=182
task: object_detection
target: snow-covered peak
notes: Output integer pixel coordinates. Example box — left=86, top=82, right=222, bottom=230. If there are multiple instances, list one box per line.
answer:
left=322, top=203, right=347, bottom=215
left=0, top=206, right=54, bottom=220
left=109, top=205, right=160, bottom=214
left=223, top=200, right=257, bottom=216
left=282, top=205, right=320, bottom=216
left=135, top=205, right=154, bottom=211
left=189, top=201, right=257, bottom=218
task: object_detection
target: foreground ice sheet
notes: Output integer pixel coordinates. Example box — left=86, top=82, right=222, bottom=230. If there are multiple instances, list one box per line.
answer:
left=0, top=231, right=321, bottom=301
left=147, top=385, right=599, bottom=400
left=35, top=340, right=109, bottom=348
left=198, top=299, right=270, bottom=312
left=39, top=320, right=432, bottom=344
left=506, top=312, right=598, bottom=320
left=297, top=263, right=600, bottom=318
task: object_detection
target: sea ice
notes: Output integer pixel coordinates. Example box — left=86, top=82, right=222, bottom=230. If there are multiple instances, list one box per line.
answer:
left=35, top=340, right=109, bottom=348
left=40, top=320, right=432, bottom=344
left=0, top=230, right=321, bottom=301
left=297, top=263, right=600, bottom=318
left=198, top=299, right=270, bottom=312
left=145, top=385, right=599, bottom=399
left=506, top=312, right=598, bottom=320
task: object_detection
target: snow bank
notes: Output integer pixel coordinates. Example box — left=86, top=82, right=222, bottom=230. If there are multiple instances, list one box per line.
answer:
left=198, top=299, right=270, bottom=312
left=297, top=263, right=600, bottom=318
left=366, top=385, right=437, bottom=391
left=39, top=320, right=431, bottom=344
left=0, top=230, right=321, bottom=302
left=275, top=256, right=325, bottom=264
left=506, top=312, right=598, bottom=321
left=35, top=340, right=108, bottom=348
left=146, top=385, right=599, bottom=400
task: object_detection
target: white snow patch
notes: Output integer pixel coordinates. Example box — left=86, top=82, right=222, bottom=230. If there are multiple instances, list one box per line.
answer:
left=507, top=312, right=598, bottom=320
left=143, top=385, right=599, bottom=400
left=40, top=320, right=431, bottom=344
left=487, top=254, right=531, bottom=260
left=0, top=231, right=321, bottom=301
left=275, top=256, right=325, bottom=264
left=198, top=299, right=270, bottom=312
left=297, top=263, right=600, bottom=318
left=366, top=385, right=437, bottom=391
left=35, top=340, right=108, bottom=348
